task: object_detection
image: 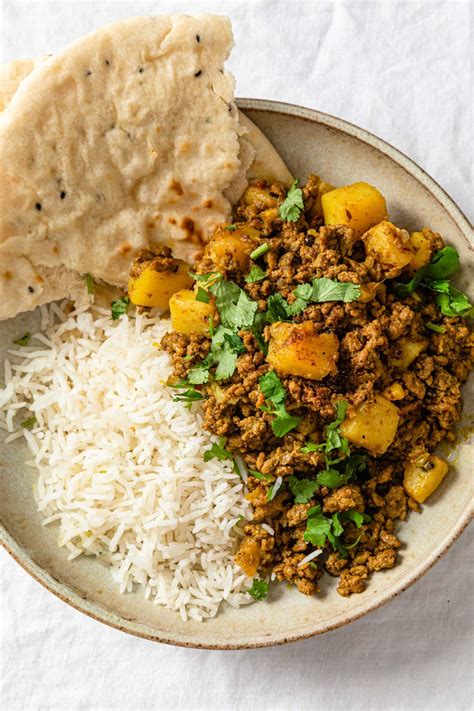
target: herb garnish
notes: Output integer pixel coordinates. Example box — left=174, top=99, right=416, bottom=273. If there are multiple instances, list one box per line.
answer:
left=258, top=371, right=301, bottom=437
left=426, top=322, right=446, bottom=334
left=288, top=476, right=319, bottom=504
left=279, top=180, right=304, bottom=222
left=20, top=415, right=37, bottom=429
left=265, top=278, right=361, bottom=322
left=169, top=378, right=205, bottom=403
left=85, top=273, right=94, bottom=295
left=247, top=577, right=269, bottom=601
left=304, top=505, right=370, bottom=557
left=249, top=469, right=273, bottom=481
left=195, top=286, right=210, bottom=303
left=250, top=243, right=270, bottom=260
left=245, top=265, right=267, bottom=283
left=13, top=332, right=31, bottom=347
left=224, top=224, right=237, bottom=232
left=395, top=246, right=472, bottom=317
left=203, top=436, right=235, bottom=464
left=111, top=295, right=130, bottom=320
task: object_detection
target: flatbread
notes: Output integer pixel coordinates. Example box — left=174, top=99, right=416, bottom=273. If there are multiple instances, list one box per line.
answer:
left=0, top=17, right=292, bottom=321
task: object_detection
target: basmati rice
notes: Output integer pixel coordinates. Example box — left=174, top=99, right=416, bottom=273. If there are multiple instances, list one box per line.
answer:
left=0, top=303, right=254, bottom=621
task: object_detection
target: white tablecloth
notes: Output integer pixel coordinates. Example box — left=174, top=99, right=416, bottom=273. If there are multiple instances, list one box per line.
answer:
left=1, top=2, right=472, bottom=710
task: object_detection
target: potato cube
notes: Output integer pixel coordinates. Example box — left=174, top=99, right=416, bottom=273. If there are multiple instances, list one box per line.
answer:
left=235, top=538, right=261, bottom=577
left=404, top=455, right=449, bottom=503
left=321, top=181, right=388, bottom=237
left=204, top=228, right=259, bottom=272
left=267, top=321, right=339, bottom=380
left=392, top=338, right=428, bottom=370
left=169, top=289, right=217, bottom=335
left=242, top=186, right=277, bottom=208
left=363, top=221, right=414, bottom=274
left=406, top=228, right=439, bottom=275
left=340, top=395, right=400, bottom=455
left=128, top=260, right=193, bottom=309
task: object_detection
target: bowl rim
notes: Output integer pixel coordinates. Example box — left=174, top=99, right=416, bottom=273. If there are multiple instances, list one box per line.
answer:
left=1, top=98, right=472, bottom=649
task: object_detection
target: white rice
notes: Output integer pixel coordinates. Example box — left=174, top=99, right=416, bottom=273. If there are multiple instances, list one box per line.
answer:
left=0, top=303, right=253, bottom=621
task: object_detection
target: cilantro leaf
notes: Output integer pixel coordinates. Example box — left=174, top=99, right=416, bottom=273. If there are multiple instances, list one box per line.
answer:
left=224, top=224, right=237, bottom=232
left=212, top=280, right=258, bottom=330
left=195, top=286, right=210, bottom=303
left=271, top=405, right=302, bottom=437
left=20, top=415, right=37, bottom=429
left=292, top=278, right=361, bottom=312
left=304, top=506, right=331, bottom=547
left=331, top=512, right=344, bottom=537
left=249, top=469, right=273, bottom=481
left=435, top=286, right=472, bottom=317
left=423, top=246, right=460, bottom=280
left=13, top=332, right=31, bottom=347
left=395, top=246, right=471, bottom=317
left=188, top=361, right=211, bottom=385
left=111, top=296, right=130, bottom=320
left=259, top=370, right=287, bottom=404
left=288, top=476, right=319, bottom=503
left=203, top=436, right=234, bottom=464
left=315, top=468, right=351, bottom=488
left=265, top=293, right=292, bottom=323
left=300, top=441, right=325, bottom=454
left=279, top=180, right=304, bottom=222
left=251, top=311, right=268, bottom=354
left=247, top=578, right=269, bottom=601
left=341, top=510, right=371, bottom=527
left=245, top=266, right=267, bottom=283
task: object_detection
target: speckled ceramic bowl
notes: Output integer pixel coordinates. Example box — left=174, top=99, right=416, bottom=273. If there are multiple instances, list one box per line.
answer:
left=1, top=100, right=472, bottom=648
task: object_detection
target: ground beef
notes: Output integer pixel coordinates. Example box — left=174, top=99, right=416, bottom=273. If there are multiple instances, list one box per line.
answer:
left=161, top=175, right=473, bottom=600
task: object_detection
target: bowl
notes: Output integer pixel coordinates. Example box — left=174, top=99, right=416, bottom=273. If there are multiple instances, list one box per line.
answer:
left=1, top=99, right=472, bottom=648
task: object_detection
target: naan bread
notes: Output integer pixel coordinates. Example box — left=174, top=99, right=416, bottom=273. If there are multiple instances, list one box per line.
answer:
left=0, top=15, right=247, bottom=320
left=0, top=16, right=292, bottom=321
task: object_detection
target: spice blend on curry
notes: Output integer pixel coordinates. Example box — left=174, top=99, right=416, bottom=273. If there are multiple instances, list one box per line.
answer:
left=130, top=175, right=473, bottom=600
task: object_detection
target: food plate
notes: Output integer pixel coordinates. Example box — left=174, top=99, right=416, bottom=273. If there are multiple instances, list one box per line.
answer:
left=1, top=99, right=472, bottom=648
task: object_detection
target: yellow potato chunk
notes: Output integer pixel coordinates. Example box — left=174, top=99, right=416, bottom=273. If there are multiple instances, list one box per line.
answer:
left=204, top=228, right=259, bottom=272
left=382, top=383, right=406, bottom=401
left=392, top=337, right=428, bottom=370
left=321, top=181, right=388, bottom=237
left=169, top=289, right=217, bottom=335
left=314, top=178, right=335, bottom=216
left=267, top=321, right=339, bottom=380
left=128, top=261, right=193, bottom=309
left=363, top=221, right=414, bottom=272
left=406, top=228, right=439, bottom=275
left=340, top=395, right=400, bottom=455
left=404, top=455, right=449, bottom=503
left=242, top=186, right=277, bottom=208
left=235, top=538, right=261, bottom=577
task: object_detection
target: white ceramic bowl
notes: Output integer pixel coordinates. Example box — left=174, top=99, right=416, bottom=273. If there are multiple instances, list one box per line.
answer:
left=1, top=99, right=472, bottom=648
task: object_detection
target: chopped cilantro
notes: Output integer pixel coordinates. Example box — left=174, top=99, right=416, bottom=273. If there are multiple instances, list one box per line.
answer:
left=258, top=371, right=301, bottom=437
left=247, top=577, right=269, bottom=601
left=395, top=246, right=471, bottom=317
left=189, top=326, right=245, bottom=383
left=203, top=436, right=235, bottom=464
left=85, top=273, right=94, bottom=295
left=245, top=265, right=267, bottom=283
left=288, top=476, right=319, bottom=503
left=279, top=180, right=304, bottom=222
left=304, top=505, right=370, bottom=556
left=195, top=286, right=210, bottom=303
left=251, top=311, right=268, bottom=354
left=13, top=332, right=31, bottom=347
left=169, top=378, right=205, bottom=403
left=224, top=224, right=237, bottom=232
left=315, top=468, right=351, bottom=489
left=265, top=278, right=360, bottom=322
left=20, top=415, right=37, bottom=429
left=300, top=441, right=325, bottom=454
left=111, top=295, right=130, bottom=320
left=426, top=321, right=446, bottom=333
left=249, top=469, right=273, bottom=481
left=249, top=243, right=270, bottom=260
left=265, top=293, right=292, bottom=323
left=212, top=279, right=258, bottom=330
left=304, top=506, right=332, bottom=547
